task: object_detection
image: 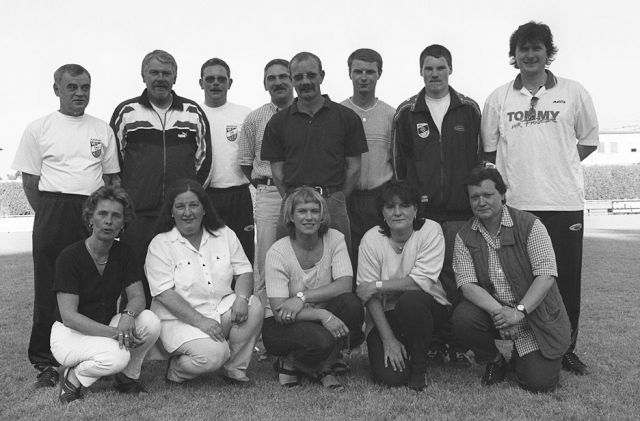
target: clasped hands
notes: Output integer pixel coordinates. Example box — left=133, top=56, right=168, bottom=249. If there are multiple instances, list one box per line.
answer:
left=491, top=305, right=525, bottom=341
left=114, top=314, right=143, bottom=350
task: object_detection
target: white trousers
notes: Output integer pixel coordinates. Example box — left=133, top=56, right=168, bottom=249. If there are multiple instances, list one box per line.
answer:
left=50, top=310, right=161, bottom=387
left=166, top=297, right=263, bottom=383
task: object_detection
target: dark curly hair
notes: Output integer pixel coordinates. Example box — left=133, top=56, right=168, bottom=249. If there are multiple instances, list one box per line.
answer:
left=509, top=21, right=558, bottom=69
left=376, top=180, right=424, bottom=237
left=82, top=185, right=135, bottom=232
left=156, top=178, right=224, bottom=236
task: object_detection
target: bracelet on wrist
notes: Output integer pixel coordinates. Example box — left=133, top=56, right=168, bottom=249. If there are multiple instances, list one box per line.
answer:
left=324, top=314, right=333, bottom=324
left=237, top=294, right=249, bottom=303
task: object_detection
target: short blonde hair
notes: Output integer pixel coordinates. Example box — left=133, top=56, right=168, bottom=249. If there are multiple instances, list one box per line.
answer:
left=282, top=187, right=330, bottom=238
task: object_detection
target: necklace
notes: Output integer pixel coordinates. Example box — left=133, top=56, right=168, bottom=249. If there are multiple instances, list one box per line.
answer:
left=85, top=240, right=109, bottom=265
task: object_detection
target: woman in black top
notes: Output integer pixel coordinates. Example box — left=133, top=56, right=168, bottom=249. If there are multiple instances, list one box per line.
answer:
left=50, top=186, right=160, bottom=403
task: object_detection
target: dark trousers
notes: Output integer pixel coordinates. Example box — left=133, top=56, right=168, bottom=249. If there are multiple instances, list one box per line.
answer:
left=367, top=291, right=447, bottom=386
left=346, top=188, right=381, bottom=289
left=30, top=192, right=88, bottom=369
left=119, top=213, right=159, bottom=308
left=262, top=293, right=364, bottom=367
left=429, top=220, right=466, bottom=352
left=452, top=299, right=561, bottom=392
left=206, top=184, right=255, bottom=264
left=530, top=210, right=583, bottom=352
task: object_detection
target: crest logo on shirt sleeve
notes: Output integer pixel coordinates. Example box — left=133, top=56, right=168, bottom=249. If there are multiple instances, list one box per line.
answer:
left=416, top=123, right=429, bottom=139
left=226, top=125, right=239, bottom=142
left=89, top=139, right=103, bottom=158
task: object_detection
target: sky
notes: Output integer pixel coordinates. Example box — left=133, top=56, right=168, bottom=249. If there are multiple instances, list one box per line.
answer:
left=1, top=0, right=639, bottom=175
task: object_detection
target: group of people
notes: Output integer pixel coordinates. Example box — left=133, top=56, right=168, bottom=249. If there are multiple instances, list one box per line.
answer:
left=13, top=20, right=598, bottom=403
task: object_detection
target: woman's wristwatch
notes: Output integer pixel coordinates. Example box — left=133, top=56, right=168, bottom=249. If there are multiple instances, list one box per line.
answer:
left=296, top=291, right=306, bottom=303
left=121, top=309, right=136, bottom=318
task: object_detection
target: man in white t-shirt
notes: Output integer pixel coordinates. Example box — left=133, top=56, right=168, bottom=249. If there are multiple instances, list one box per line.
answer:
left=393, top=44, right=482, bottom=364
left=482, top=22, right=599, bottom=375
left=340, top=48, right=395, bottom=275
left=200, top=58, right=254, bottom=263
left=12, top=64, right=120, bottom=388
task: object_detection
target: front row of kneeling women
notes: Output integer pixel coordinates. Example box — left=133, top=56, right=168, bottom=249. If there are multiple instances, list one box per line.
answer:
left=52, top=176, right=561, bottom=402
left=50, top=179, right=451, bottom=401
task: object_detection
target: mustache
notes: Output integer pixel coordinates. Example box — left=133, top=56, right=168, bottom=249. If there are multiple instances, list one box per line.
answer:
left=153, top=82, right=170, bottom=88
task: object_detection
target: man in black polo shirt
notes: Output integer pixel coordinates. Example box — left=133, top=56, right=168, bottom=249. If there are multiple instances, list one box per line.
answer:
left=261, top=51, right=367, bottom=251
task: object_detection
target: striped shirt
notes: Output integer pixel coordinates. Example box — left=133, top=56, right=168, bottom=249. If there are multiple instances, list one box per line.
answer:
left=264, top=229, right=352, bottom=317
left=453, top=206, right=557, bottom=356
left=237, top=102, right=278, bottom=180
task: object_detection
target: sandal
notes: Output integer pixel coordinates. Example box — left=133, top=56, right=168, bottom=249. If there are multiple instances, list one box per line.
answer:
left=317, top=370, right=344, bottom=391
left=274, top=358, right=300, bottom=388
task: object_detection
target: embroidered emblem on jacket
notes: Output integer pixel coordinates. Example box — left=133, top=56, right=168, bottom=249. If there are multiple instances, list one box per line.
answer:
left=417, top=123, right=429, bottom=139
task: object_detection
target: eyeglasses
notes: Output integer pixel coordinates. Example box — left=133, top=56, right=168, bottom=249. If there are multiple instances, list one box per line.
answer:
left=527, top=96, right=539, bottom=121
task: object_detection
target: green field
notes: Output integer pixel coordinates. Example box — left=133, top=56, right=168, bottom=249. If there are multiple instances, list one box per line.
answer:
left=1, top=221, right=638, bottom=420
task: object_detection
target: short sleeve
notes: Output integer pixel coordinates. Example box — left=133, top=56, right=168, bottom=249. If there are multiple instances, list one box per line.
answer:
left=356, top=231, right=381, bottom=286
left=453, top=233, right=479, bottom=287
left=12, top=121, right=43, bottom=175
left=329, top=231, right=353, bottom=280
left=260, top=118, right=284, bottom=162
left=145, top=235, right=176, bottom=297
left=53, top=245, right=82, bottom=295
left=343, top=108, right=368, bottom=157
left=101, top=125, right=121, bottom=174
left=237, top=114, right=256, bottom=166
left=574, top=84, right=599, bottom=147
left=527, top=219, right=558, bottom=277
left=265, top=246, right=291, bottom=298
left=225, top=228, right=252, bottom=275
left=408, top=222, right=445, bottom=290
left=481, top=89, right=502, bottom=153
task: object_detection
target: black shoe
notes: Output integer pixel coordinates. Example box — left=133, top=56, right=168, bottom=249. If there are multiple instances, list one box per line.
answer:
left=59, top=368, right=83, bottom=404
left=481, top=355, right=507, bottom=386
left=114, top=373, right=148, bottom=394
left=562, top=352, right=588, bottom=375
left=447, top=347, right=472, bottom=366
left=35, top=366, right=59, bottom=388
left=408, top=372, right=427, bottom=392
left=426, top=348, right=445, bottom=365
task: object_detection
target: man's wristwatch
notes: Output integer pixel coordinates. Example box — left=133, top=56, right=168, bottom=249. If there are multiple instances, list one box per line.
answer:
left=375, top=281, right=383, bottom=290
left=121, top=309, right=136, bottom=318
left=516, top=304, right=527, bottom=316
left=296, top=291, right=306, bottom=303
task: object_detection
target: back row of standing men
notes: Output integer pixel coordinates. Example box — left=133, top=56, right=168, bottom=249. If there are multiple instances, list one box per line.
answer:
left=14, top=20, right=597, bottom=388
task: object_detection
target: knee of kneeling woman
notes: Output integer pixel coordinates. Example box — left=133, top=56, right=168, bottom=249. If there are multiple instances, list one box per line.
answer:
left=518, top=372, right=559, bottom=393
left=197, top=342, right=232, bottom=373
left=135, top=310, right=162, bottom=341
left=102, top=345, right=131, bottom=374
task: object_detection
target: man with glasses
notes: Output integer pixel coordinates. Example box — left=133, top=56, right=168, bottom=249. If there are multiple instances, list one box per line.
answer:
left=482, top=21, right=599, bottom=375
left=261, top=51, right=368, bottom=250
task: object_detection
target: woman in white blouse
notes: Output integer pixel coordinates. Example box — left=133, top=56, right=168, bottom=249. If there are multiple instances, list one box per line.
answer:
left=262, top=187, right=364, bottom=390
left=356, top=180, right=451, bottom=391
left=145, top=179, right=263, bottom=385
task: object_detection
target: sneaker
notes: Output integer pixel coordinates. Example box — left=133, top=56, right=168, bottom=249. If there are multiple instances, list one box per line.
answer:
left=481, top=355, right=507, bottom=386
left=59, top=368, right=83, bottom=404
left=114, top=373, right=148, bottom=394
left=35, top=366, right=59, bottom=388
left=562, top=352, right=588, bottom=375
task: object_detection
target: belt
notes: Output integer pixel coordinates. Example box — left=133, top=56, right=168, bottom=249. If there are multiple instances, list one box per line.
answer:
left=288, top=185, right=343, bottom=197
left=253, top=177, right=275, bottom=186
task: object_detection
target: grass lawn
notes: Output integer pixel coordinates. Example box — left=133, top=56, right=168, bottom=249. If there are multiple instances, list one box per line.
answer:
left=1, top=223, right=638, bottom=420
